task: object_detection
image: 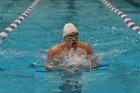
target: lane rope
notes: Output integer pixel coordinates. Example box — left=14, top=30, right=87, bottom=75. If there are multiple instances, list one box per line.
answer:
left=101, top=0, right=140, bottom=34
left=0, top=0, right=40, bottom=41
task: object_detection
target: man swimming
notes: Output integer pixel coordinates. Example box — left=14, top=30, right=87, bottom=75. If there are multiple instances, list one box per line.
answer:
left=46, top=23, right=98, bottom=74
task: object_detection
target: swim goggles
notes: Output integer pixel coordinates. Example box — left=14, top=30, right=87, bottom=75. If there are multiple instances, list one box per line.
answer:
left=67, top=33, right=79, bottom=39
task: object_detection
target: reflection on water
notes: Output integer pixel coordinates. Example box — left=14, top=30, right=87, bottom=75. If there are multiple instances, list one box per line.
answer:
left=59, top=72, right=83, bottom=93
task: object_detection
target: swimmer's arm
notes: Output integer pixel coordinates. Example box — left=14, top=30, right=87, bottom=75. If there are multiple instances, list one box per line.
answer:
left=46, top=65, right=74, bottom=72
left=89, top=55, right=99, bottom=69
left=46, top=46, right=62, bottom=70
left=86, top=45, right=99, bottom=68
left=77, top=64, right=98, bottom=70
left=45, top=61, right=55, bottom=70
left=45, top=58, right=64, bottom=70
left=77, top=55, right=99, bottom=70
left=86, top=45, right=99, bottom=69
left=46, top=66, right=64, bottom=70
left=68, top=56, right=99, bottom=73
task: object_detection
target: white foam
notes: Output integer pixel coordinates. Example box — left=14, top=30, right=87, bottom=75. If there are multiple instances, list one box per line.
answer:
left=63, top=48, right=95, bottom=66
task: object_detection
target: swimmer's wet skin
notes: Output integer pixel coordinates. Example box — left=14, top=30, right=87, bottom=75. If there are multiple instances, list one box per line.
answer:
left=46, top=23, right=99, bottom=74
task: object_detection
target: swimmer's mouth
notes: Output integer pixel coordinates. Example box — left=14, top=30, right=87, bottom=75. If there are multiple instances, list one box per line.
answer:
left=72, top=42, right=77, bottom=46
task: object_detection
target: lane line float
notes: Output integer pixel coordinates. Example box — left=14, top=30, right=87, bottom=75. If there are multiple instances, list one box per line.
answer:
left=0, top=0, right=40, bottom=41
left=101, top=0, right=140, bottom=34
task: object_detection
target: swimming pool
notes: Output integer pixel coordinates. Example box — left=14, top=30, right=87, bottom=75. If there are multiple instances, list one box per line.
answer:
left=0, top=0, right=140, bottom=93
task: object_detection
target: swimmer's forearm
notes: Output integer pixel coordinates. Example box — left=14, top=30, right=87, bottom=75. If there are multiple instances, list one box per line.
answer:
left=92, top=62, right=99, bottom=68
left=79, top=63, right=98, bottom=69
left=46, top=66, right=64, bottom=70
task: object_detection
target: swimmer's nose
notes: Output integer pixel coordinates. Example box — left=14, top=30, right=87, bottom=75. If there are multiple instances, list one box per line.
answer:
left=72, top=36, right=76, bottom=40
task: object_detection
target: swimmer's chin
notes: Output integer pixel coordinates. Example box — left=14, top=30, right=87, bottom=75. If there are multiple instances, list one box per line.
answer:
left=71, top=45, right=77, bottom=50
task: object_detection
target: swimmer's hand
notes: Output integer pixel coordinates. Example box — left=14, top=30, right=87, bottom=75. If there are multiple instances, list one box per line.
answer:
left=64, top=66, right=71, bottom=73
left=80, top=63, right=98, bottom=69
left=64, top=65, right=80, bottom=74
left=91, top=63, right=98, bottom=69
left=64, top=64, right=98, bottom=74
left=72, top=66, right=80, bottom=74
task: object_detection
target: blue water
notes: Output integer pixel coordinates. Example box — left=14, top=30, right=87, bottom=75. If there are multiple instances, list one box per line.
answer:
left=0, top=0, right=140, bottom=93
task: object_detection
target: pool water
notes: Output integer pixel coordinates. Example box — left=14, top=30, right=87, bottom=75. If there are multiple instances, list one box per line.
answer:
left=0, top=0, right=140, bottom=93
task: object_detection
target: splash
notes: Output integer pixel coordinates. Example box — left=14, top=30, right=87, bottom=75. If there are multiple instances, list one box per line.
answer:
left=46, top=48, right=98, bottom=68
left=60, top=48, right=96, bottom=67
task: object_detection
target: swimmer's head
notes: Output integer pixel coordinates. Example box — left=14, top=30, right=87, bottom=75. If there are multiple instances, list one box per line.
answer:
left=63, top=23, right=79, bottom=49
left=63, top=23, right=78, bottom=38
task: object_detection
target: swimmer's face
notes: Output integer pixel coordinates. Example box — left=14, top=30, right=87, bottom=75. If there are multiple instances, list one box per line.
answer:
left=64, top=32, right=79, bottom=49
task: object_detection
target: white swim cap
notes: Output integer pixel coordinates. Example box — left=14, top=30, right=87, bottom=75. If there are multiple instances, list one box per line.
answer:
left=63, top=23, right=78, bottom=38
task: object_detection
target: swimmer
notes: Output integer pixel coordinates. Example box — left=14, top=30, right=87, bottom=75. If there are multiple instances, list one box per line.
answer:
left=46, top=23, right=98, bottom=74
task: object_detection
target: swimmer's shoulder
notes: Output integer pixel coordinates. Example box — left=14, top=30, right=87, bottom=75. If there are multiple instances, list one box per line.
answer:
left=78, top=42, right=92, bottom=48
left=49, top=43, right=63, bottom=52
left=78, top=42, right=93, bottom=55
left=48, top=43, right=65, bottom=57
